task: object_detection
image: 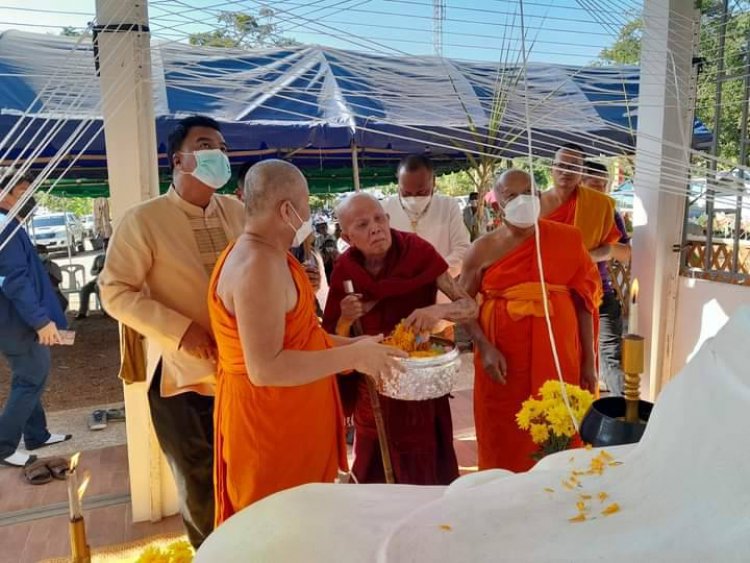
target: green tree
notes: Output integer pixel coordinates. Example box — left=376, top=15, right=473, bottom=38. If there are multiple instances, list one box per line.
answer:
left=37, top=193, right=92, bottom=216
left=189, top=9, right=298, bottom=49
left=598, top=1, right=750, bottom=164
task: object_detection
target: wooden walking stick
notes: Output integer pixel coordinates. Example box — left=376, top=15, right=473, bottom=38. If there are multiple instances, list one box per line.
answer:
left=343, top=280, right=396, bottom=484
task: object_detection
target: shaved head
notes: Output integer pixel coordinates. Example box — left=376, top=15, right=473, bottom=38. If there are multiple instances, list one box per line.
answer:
left=335, top=192, right=391, bottom=257
left=335, top=192, right=382, bottom=231
left=494, top=169, right=534, bottom=207
left=244, top=159, right=308, bottom=216
left=495, top=169, right=531, bottom=193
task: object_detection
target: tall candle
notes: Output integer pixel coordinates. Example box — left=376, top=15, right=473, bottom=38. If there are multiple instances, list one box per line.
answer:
left=67, top=453, right=81, bottom=519
left=628, top=279, right=639, bottom=336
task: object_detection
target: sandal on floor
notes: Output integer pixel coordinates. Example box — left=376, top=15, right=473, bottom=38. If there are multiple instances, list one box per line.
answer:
left=105, top=407, right=126, bottom=422
left=45, top=457, right=70, bottom=480
left=88, top=410, right=107, bottom=431
left=24, top=459, right=53, bottom=485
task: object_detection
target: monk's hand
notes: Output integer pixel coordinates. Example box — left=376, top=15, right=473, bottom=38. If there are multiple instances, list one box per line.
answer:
left=403, top=306, right=442, bottom=335
left=351, top=335, right=408, bottom=383
left=580, top=360, right=598, bottom=394
left=305, top=265, right=321, bottom=292
left=179, top=322, right=217, bottom=361
left=479, top=342, right=507, bottom=384
left=341, top=294, right=377, bottom=322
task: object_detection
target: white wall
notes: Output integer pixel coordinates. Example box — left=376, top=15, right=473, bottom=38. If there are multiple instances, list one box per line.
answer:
left=671, top=277, right=750, bottom=378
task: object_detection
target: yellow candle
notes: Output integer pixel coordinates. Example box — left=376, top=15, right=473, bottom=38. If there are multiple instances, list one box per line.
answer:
left=628, top=279, right=639, bottom=335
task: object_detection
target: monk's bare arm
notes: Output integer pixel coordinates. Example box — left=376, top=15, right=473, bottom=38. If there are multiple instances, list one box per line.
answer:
left=458, top=239, right=507, bottom=381
left=232, top=255, right=405, bottom=386
left=571, top=292, right=597, bottom=393
left=589, top=244, right=613, bottom=262
left=610, top=242, right=631, bottom=263
left=433, top=273, right=478, bottom=323
left=458, top=239, right=493, bottom=348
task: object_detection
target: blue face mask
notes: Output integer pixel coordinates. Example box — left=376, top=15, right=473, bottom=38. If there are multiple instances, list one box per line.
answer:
left=182, top=149, right=231, bottom=189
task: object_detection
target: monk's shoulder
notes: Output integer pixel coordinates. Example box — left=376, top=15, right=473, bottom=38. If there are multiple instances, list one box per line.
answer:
left=579, top=186, right=615, bottom=209
left=226, top=243, right=285, bottom=285
left=399, top=230, right=440, bottom=255
left=466, top=230, right=509, bottom=270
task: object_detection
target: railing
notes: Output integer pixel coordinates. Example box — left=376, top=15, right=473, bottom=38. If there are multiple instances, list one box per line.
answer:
left=680, top=237, right=750, bottom=285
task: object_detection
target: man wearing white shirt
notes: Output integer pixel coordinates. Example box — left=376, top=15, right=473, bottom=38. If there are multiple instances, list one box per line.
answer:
left=381, top=155, right=470, bottom=279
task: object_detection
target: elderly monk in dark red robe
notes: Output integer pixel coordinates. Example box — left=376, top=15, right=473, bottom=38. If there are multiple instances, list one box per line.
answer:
left=323, top=193, right=478, bottom=485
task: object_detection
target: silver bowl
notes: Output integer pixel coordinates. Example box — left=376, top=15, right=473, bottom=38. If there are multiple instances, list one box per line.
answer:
left=379, top=337, right=462, bottom=401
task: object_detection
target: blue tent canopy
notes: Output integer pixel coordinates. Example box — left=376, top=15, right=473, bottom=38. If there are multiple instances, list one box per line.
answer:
left=0, top=30, right=712, bottom=178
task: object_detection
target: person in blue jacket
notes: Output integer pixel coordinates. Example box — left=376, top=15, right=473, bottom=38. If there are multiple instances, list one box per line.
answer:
left=0, top=168, right=71, bottom=467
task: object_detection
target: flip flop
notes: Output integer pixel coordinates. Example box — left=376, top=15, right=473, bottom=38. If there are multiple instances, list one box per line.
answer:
left=26, top=434, right=72, bottom=451
left=105, top=407, right=126, bottom=422
left=88, top=410, right=107, bottom=431
left=45, top=457, right=70, bottom=480
left=23, top=459, right=53, bottom=485
left=0, top=453, right=37, bottom=468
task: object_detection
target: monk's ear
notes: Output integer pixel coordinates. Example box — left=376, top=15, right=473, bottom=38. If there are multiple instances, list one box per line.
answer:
left=342, top=233, right=351, bottom=244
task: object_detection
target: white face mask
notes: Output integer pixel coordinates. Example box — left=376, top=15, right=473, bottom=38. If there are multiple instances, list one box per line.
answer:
left=502, top=194, right=540, bottom=229
left=181, top=149, right=231, bottom=189
left=287, top=204, right=314, bottom=247
left=401, top=195, right=431, bottom=214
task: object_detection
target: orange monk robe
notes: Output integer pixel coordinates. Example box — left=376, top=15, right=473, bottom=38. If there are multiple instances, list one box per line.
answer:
left=474, top=220, right=600, bottom=473
left=545, top=185, right=622, bottom=379
left=545, top=185, right=621, bottom=255
left=208, top=245, right=347, bottom=525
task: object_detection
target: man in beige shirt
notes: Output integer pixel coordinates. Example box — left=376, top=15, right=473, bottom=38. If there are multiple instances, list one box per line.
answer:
left=99, top=115, right=243, bottom=548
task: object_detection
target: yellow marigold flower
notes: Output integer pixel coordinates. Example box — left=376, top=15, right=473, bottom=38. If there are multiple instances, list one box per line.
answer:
left=562, top=480, right=575, bottom=490
left=530, top=423, right=550, bottom=444
left=544, top=487, right=555, bottom=493
left=602, top=503, right=620, bottom=516
left=598, top=492, right=609, bottom=502
left=576, top=500, right=587, bottom=512
left=515, top=407, right=532, bottom=430
left=585, top=444, right=593, bottom=450
left=600, top=450, right=614, bottom=462
left=569, top=513, right=587, bottom=523
left=590, top=457, right=605, bottom=474
left=439, top=524, right=453, bottom=532
left=579, top=494, right=592, bottom=500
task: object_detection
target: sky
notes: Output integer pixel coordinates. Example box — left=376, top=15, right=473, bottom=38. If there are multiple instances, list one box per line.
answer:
left=0, top=0, right=641, bottom=65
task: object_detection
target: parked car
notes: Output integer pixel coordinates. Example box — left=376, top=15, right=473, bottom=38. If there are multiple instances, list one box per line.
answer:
left=28, top=212, right=85, bottom=254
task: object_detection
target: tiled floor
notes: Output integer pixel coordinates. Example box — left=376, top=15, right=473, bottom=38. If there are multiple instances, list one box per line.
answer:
left=0, top=389, right=477, bottom=563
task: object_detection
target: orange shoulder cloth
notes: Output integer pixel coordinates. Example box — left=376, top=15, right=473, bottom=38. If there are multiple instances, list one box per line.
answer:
left=573, top=186, right=616, bottom=251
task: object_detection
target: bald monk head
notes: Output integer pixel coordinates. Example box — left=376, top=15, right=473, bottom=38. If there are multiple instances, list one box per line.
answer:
left=243, top=159, right=311, bottom=247
left=336, top=193, right=392, bottom=258
left=552, top=143, right=585, bottom=194
left=493, top=169, right=540, bottom=232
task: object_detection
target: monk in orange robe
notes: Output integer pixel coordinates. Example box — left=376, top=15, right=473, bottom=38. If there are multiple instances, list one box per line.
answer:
left=208, top=160, right=407, bottom=525
left=541, top=143, right=622, bottom=264
left=462, top=170, right=600, bottom=473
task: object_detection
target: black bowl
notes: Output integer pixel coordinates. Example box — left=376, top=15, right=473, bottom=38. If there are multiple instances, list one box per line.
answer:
left=580, top=397, right=654, bottom=447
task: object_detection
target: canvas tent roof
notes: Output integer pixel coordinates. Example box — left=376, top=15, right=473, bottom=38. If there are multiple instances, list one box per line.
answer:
left=0, top=30, right=711, bottom=196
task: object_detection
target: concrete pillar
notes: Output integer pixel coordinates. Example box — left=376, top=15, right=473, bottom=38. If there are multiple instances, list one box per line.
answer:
left=95, top=0, right=178, bottom=522
left=631, top=0, right=700, bottom=399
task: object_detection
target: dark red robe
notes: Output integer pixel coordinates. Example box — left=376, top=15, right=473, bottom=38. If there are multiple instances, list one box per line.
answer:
left=323, top=229, right=459, bottom=485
